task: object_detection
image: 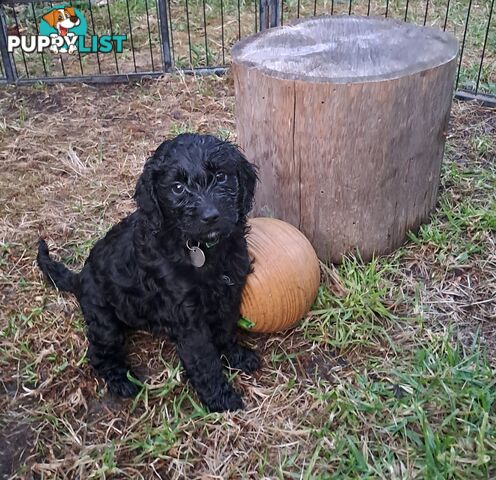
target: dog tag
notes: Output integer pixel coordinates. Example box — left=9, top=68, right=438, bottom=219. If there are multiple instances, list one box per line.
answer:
left=189, top=246, right=205, bottom=268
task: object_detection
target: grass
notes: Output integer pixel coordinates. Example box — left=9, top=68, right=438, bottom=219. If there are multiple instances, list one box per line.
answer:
left=0, top=76, right=495, bottom=478
left=2, top=0, right=495, bottom=95
left=305, top=337, right=495, bottom=478
left=306, top=256, right=400, bottom=350
left=408, top=146, right=496, bottom=265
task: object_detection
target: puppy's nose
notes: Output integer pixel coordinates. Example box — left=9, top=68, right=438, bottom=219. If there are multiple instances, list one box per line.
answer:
left=201, top=206, right=220, bottom=225
left=70, top=16, right=78, bottom=22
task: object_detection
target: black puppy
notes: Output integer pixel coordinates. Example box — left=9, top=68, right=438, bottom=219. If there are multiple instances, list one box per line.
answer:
left=37, top=133, right=260, bottom=412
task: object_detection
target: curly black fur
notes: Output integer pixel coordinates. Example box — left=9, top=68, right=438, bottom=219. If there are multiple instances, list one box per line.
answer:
left=37, top=133, right=260, bottom=412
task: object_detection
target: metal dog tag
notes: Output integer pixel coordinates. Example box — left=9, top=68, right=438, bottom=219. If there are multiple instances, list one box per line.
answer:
left=189, top=246, right=206, bottom=268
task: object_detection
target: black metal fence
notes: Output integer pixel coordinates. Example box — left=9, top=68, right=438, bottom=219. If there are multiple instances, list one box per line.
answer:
left=0, top=0, right=494, bottom=102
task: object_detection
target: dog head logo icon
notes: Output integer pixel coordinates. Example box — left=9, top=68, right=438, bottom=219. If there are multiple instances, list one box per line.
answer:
left=39, top=5, right=87, bottom=54
left=42, top=6, right=80, bottom=36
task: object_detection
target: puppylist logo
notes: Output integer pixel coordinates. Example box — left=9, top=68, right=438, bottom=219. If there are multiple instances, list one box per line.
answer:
left=7, top=5, right=127, bottom=54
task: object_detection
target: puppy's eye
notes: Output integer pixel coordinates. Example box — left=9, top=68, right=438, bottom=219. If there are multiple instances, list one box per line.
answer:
left=216, top=171, right=227, bottom=183
left=171, top=182, right=185, bottom=195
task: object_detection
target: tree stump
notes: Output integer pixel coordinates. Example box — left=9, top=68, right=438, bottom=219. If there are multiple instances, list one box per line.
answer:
left=232, top=16, right=458, bottom=262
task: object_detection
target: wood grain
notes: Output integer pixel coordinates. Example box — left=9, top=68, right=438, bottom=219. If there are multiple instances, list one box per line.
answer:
left=240, top=218, right=320, bottom=333
left=233, top=16, right=458, bottom=262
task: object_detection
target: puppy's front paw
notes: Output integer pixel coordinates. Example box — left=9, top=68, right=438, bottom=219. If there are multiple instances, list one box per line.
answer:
left=224, top=345, right=261, bottom=374
left=206, top=387, right=244, bottom=413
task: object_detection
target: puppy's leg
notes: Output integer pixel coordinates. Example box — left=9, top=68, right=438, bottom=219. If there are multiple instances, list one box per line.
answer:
left=213, top=309, right=260, bottom=374
left=175, top=326, right=244, bottom=412
left=82, top=302, right=139, bottom=397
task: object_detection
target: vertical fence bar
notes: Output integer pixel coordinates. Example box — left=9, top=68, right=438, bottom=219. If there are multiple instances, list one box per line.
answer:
left=237, top=0, right=241, bottom=40
left=47, top=0, right=66, bottom=76
left=143, top=0, right=155, bottom=71
left=220, top=0, right=225, bottom=64
left=0, top=5, right=15, bottom=83
left=184, top=0, right=192, bottom=65
left=254, top=0, right=258, bottom=32
left=443, top=0, right=451, bottom=31
left=202, top=0, right=208, bottom=65
left=259, top=0, right=279, bottom=31
left=105, top=0, right=119, bottom=73
left=87, top=0, right=102, bottom=74
left=404, top=0, right=410, bottom=22
left=68, top=0, right=84, bottom=75
left=156, top=0, right=171, bottom=70
left=30, top=3, right=47, bottom=76
left=9, top=5, right=24, bottom=77
left=475, top=0, right=494, bottom=94
left=166, top=0, right=175, bottom=65
left=423, top=0, right=430, bottom=25
left=125, top=0, right=137, bottom=72
left=456, top=0, right=473, bottom=88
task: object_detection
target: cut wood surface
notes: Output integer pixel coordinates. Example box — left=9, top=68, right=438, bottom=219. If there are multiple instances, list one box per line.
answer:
left=233, top=16, right=459, bottom=262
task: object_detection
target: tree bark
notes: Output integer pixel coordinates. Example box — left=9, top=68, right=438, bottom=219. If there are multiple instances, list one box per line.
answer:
left=232, top=16, right=458, bottom=262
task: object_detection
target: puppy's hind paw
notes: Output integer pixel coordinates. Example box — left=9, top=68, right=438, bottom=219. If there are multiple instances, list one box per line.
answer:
left=106, top=374, right=140, bottom=398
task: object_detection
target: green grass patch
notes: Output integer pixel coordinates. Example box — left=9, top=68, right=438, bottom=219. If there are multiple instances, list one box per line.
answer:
left=409, top=160, right=496, bottom=262
left=306, top=332, right=496, bottom=478
left=305, top=255, right=401, bottom=351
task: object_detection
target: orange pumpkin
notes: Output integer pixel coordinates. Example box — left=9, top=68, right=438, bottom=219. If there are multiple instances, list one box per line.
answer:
left=240, top=217, right=320, bottom=333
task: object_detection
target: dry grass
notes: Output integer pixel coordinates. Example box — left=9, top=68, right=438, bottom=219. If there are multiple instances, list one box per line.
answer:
left=0, top=75, right=495, bottom=478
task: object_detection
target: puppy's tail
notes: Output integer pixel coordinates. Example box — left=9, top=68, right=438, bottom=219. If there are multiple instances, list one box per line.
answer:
left=37, top=239, right=78, bottom=294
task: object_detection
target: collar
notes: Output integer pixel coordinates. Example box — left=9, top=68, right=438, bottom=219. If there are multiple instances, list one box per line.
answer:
left=185, top=238, right=220, bottom=250
left=204, top=238, right=220, bottom=249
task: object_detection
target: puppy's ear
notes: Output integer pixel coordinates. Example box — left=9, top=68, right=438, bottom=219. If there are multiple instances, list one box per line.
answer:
left=235, top=147, right=258, bottom=218
left=134, top=157, right=161, bottom=223
left=134, top=140, right=172, bottom=225
left=42, top=9, right=58, bottom=28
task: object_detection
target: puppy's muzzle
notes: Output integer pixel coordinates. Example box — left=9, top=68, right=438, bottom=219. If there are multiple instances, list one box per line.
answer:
left=200, top=205, right=220, bottom=226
